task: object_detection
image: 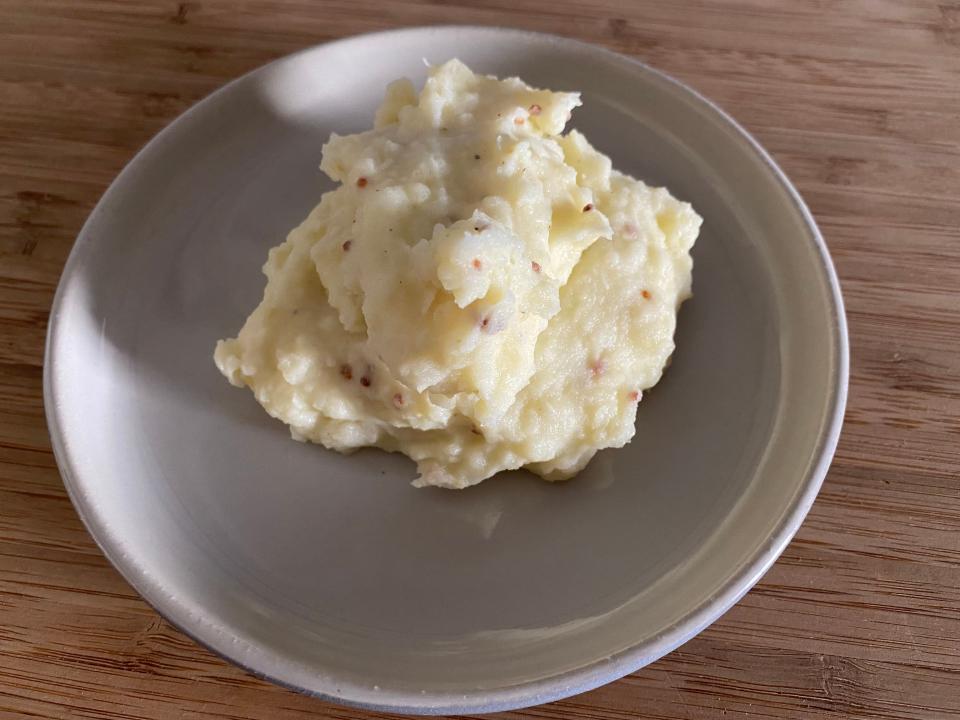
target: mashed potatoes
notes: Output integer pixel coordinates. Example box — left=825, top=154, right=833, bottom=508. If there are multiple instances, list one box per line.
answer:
left=215, top=60, right=701, bottom=489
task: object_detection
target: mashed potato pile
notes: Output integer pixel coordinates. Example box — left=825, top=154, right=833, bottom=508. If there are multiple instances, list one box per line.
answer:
left=215, top=59, right=701, bottom=489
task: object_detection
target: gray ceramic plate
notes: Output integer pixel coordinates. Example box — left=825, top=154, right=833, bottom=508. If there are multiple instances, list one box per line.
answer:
left=45, top=26, right=848, bottom=715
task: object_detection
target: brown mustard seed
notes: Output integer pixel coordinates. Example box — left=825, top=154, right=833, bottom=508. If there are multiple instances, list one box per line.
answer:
left=360, top=375, right=371, bottom=387
left=583, top=203, right=594, bottom=212
left=339, top=364, right=352, bottom=380
left=472, top=258, right=482, bottom=270
left=641, top=289, right=652, bottom=300
left=356, top=177, right=368, bottom=188
left=342, top=240, right=352, bottom=252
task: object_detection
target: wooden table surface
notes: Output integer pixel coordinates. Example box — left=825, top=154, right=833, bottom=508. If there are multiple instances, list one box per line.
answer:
left=2, top=1, right=959, bottom=718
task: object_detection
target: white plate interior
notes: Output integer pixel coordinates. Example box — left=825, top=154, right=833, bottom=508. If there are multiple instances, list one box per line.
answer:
left=46, top=27, right=846, bottom=715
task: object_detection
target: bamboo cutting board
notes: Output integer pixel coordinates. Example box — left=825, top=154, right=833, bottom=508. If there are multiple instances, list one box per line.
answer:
left=2, top=2, right=959, bottom=718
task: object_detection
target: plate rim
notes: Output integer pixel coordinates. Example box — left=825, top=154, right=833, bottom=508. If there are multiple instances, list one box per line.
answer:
left=44, top=24, right=849, bottom=715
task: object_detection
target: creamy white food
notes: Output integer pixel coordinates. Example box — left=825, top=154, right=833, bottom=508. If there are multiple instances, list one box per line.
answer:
left=215, top=59, right=701, bottom=489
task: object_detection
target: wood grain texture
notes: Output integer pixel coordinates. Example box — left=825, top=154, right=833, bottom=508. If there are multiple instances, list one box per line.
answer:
left=1, top=1, right=959, bottom=718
